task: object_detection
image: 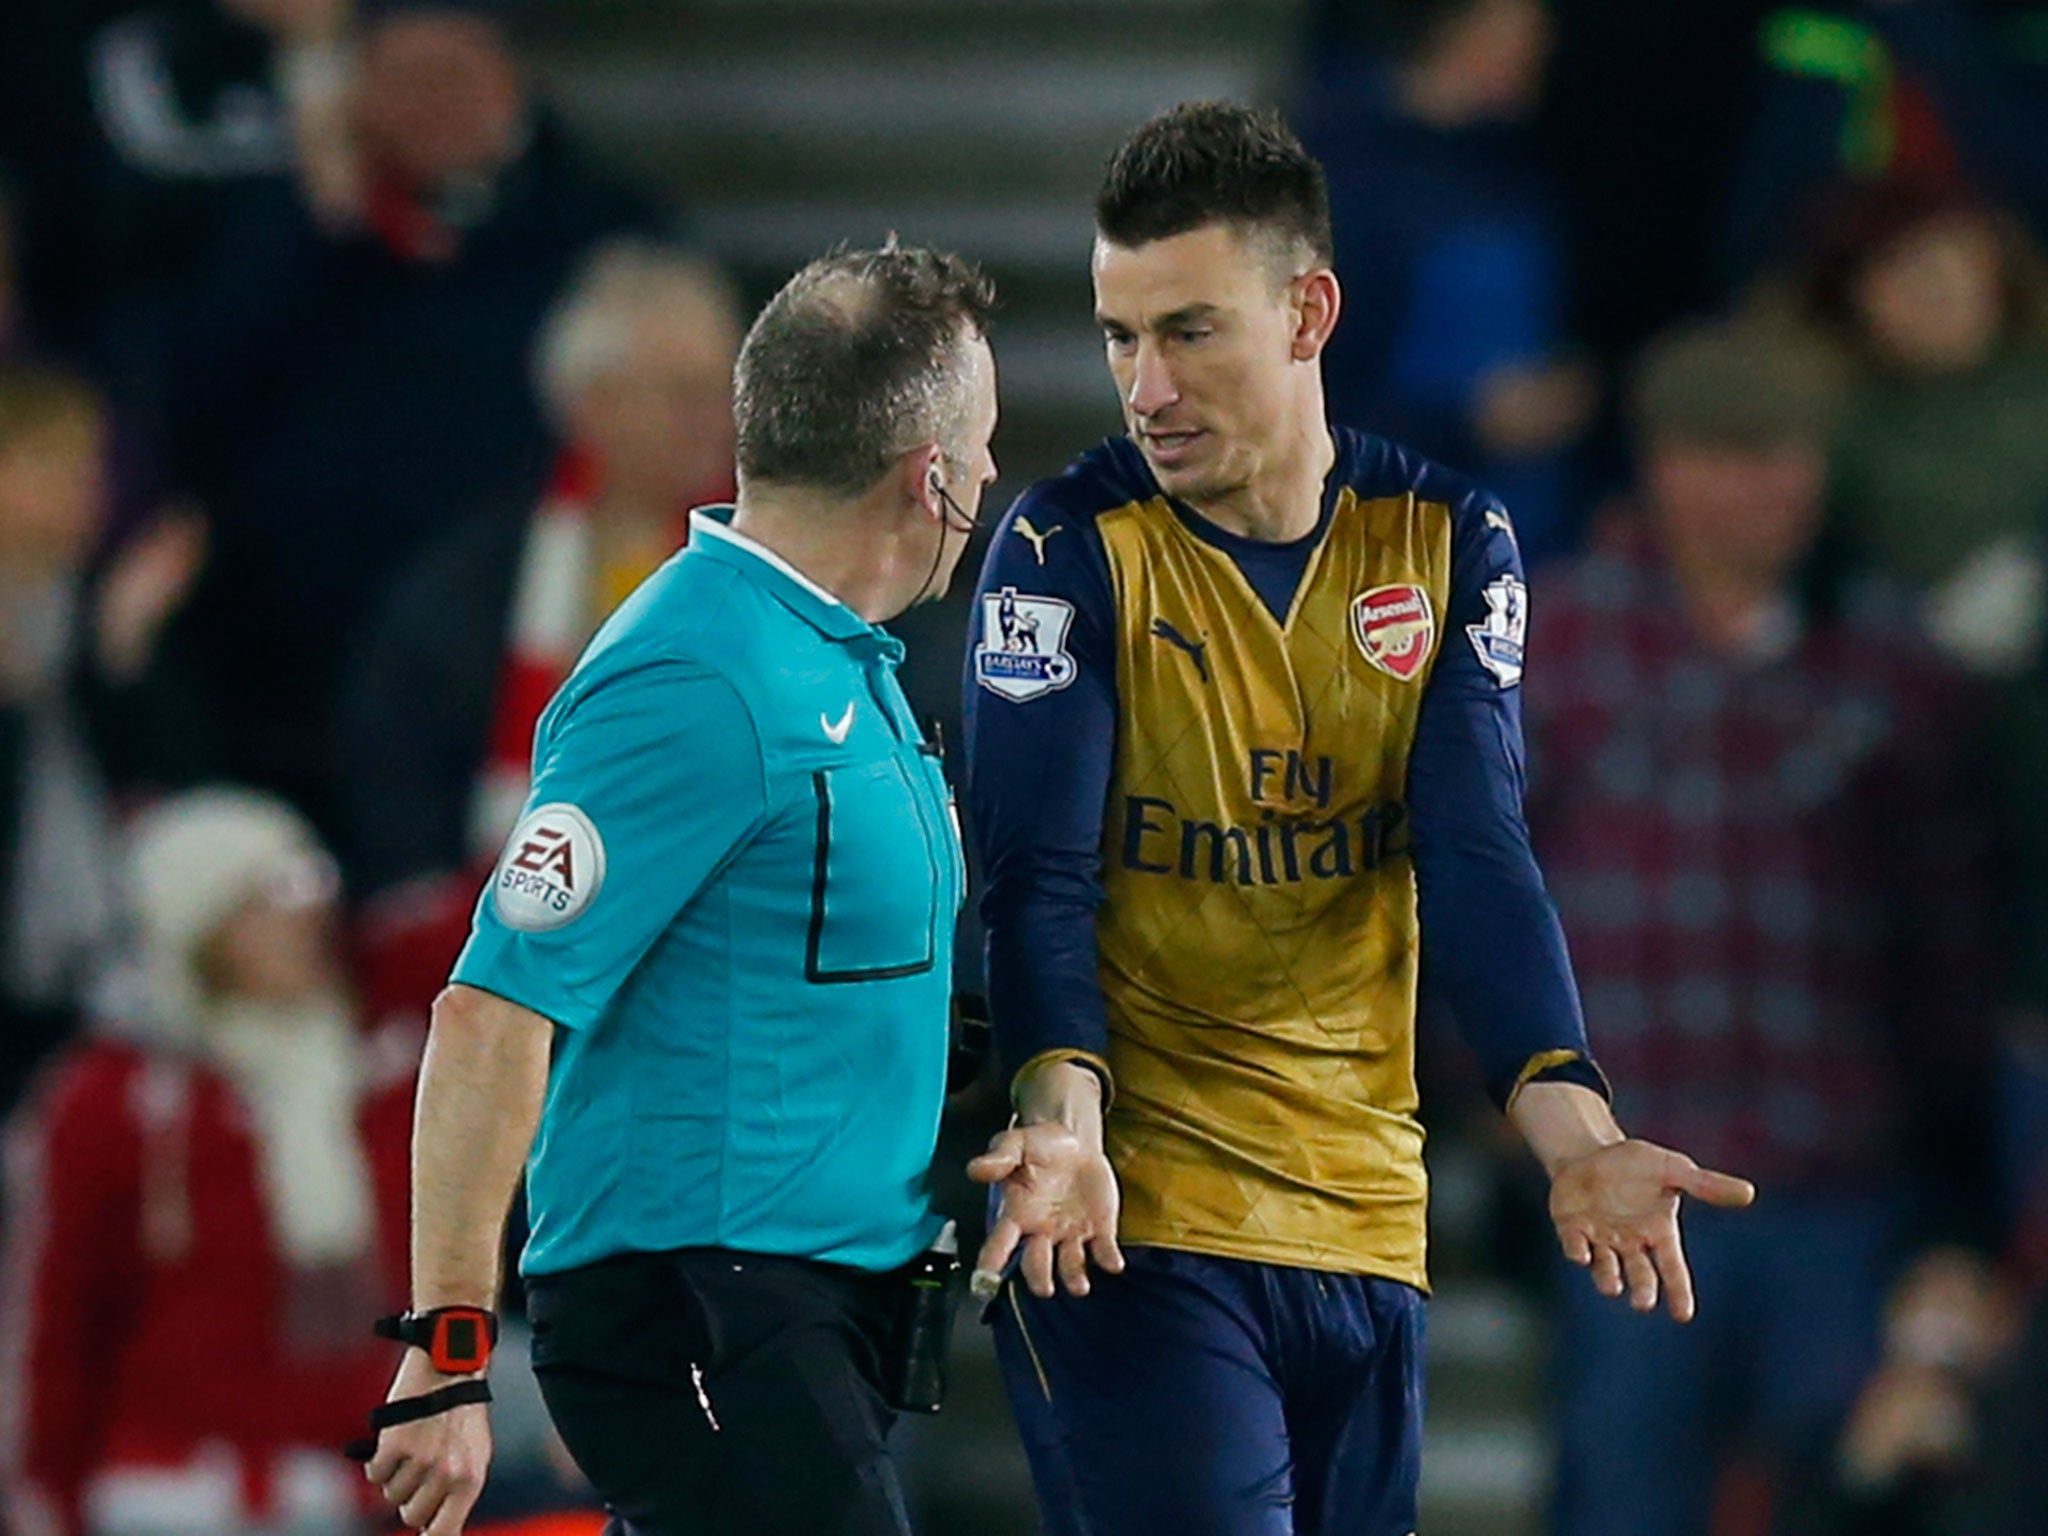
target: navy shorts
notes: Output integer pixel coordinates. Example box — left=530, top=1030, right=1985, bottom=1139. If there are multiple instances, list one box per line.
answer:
left=992, top=1246, right=1425, bottom=1536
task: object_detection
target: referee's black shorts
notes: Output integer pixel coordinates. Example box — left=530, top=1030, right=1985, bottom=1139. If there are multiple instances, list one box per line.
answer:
left=527, top=1247, right=911, bottom=1536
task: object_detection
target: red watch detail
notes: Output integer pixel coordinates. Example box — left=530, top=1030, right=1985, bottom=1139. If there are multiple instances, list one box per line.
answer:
left=424, top=1307, right=497, bottom=1373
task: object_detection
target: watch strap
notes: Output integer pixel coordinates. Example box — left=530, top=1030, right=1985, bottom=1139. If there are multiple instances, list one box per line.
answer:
left=371, top=1307, right=499, bottom=1374
left=343, top=1379, right=493, bottom=1462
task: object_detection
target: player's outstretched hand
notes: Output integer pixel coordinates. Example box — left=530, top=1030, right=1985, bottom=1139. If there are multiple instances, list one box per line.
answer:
left=363, top=1351, right=493, bottom=1535
left=1549, top=1139, right=1755, bottom=1324
left=968, top=1120, right=1125, bottom=1302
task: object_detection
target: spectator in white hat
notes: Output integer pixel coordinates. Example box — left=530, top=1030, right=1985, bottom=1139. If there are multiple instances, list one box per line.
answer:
left=0, top=786, right=414, bottom=1536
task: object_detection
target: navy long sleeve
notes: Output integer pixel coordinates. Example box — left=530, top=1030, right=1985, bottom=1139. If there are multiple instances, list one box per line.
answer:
left=1404, top=477, right=1601, bottom=1107
left=962, top=473, right=1122, bottom=1079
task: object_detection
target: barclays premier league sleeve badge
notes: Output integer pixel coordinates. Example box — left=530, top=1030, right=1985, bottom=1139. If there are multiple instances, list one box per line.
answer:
left=973, top=586, right=1079, bottom=702
left=1467, top=575, right=1528, bottom=689
left=492, top=803, right=607, bottom=932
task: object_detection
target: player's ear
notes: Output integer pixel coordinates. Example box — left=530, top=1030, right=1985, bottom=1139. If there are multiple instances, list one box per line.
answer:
left=1291, top=268, right=1341, bottom=362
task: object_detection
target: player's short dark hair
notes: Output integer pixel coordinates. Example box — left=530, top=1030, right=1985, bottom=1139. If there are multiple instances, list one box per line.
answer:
left=734, top=243, right=995, bottom=497
left=1095, top=101, right=1334, bottom=273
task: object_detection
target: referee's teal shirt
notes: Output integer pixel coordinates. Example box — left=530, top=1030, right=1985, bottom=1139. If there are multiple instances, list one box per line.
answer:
left=454, top=511, right=963, bottom=1277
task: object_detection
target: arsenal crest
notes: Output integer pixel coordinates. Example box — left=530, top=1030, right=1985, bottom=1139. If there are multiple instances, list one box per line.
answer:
left=1351, top=584, right=1437, bottom=683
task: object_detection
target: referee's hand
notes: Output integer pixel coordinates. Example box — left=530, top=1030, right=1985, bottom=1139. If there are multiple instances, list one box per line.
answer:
left=969, top=1120, right=1126, bottom=1301
left=364, top=1351, right=494, bottom=1535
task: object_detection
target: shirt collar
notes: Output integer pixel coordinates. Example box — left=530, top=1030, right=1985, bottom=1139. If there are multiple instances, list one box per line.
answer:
left=689, top=509, right=885, bottom=650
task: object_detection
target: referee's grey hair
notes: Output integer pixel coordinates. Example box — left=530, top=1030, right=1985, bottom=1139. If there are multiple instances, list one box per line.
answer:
left=534, top=240, right=741, bottom=430
left=734, top=243, right=995, bottom=497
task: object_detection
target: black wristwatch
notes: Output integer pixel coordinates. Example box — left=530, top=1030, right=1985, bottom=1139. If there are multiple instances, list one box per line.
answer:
left=372, top=1306, right=499, bottom=1373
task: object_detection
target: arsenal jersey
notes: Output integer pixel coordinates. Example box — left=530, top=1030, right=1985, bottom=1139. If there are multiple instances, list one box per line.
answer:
left=963, top=429, right=1600, bottom=1285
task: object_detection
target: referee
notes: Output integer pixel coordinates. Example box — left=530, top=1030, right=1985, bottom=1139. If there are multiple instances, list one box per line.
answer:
left=362, top=245, right=997, bottom=1536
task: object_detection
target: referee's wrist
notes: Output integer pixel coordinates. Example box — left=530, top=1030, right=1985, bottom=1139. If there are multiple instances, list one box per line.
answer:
left=380, top=1304, right=501, bottom=1376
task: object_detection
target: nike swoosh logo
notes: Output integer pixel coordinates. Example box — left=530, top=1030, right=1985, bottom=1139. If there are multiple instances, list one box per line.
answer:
left=822, top=702, right=856, bottom=744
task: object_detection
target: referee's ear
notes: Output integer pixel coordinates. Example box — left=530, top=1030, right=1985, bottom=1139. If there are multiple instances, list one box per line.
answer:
left=903, top=441, right=949, bottom=524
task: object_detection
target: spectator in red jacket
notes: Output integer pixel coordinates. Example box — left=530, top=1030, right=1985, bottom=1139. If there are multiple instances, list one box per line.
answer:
left=340, top=240, right=739, bottom=1021
left=0, top=786, right=413, bottom=1536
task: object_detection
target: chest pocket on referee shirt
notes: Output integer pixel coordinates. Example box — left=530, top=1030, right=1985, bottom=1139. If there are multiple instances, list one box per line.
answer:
left=806, top=755, right=943, bottom=984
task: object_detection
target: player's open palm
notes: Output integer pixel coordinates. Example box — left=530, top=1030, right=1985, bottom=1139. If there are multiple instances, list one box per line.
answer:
left=969, top=1121, right=1126, bottom=1300
left=1549, top=1139, right=1755, bottom=1323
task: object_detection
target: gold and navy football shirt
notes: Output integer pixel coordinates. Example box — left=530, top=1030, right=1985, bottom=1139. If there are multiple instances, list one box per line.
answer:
left=963, top=430, right=1601, bottom=1287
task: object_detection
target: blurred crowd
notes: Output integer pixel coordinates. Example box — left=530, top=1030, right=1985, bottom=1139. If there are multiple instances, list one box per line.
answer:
left=1301, top=3, right=2048, bottom=1533
left=0, top=0, right=2045, bottom=1533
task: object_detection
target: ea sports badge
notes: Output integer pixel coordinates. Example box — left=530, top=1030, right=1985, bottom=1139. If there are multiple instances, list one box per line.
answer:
left=1351, top=584, right=1437, bottom=683
left=492, top=803, right=606, bottom=932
